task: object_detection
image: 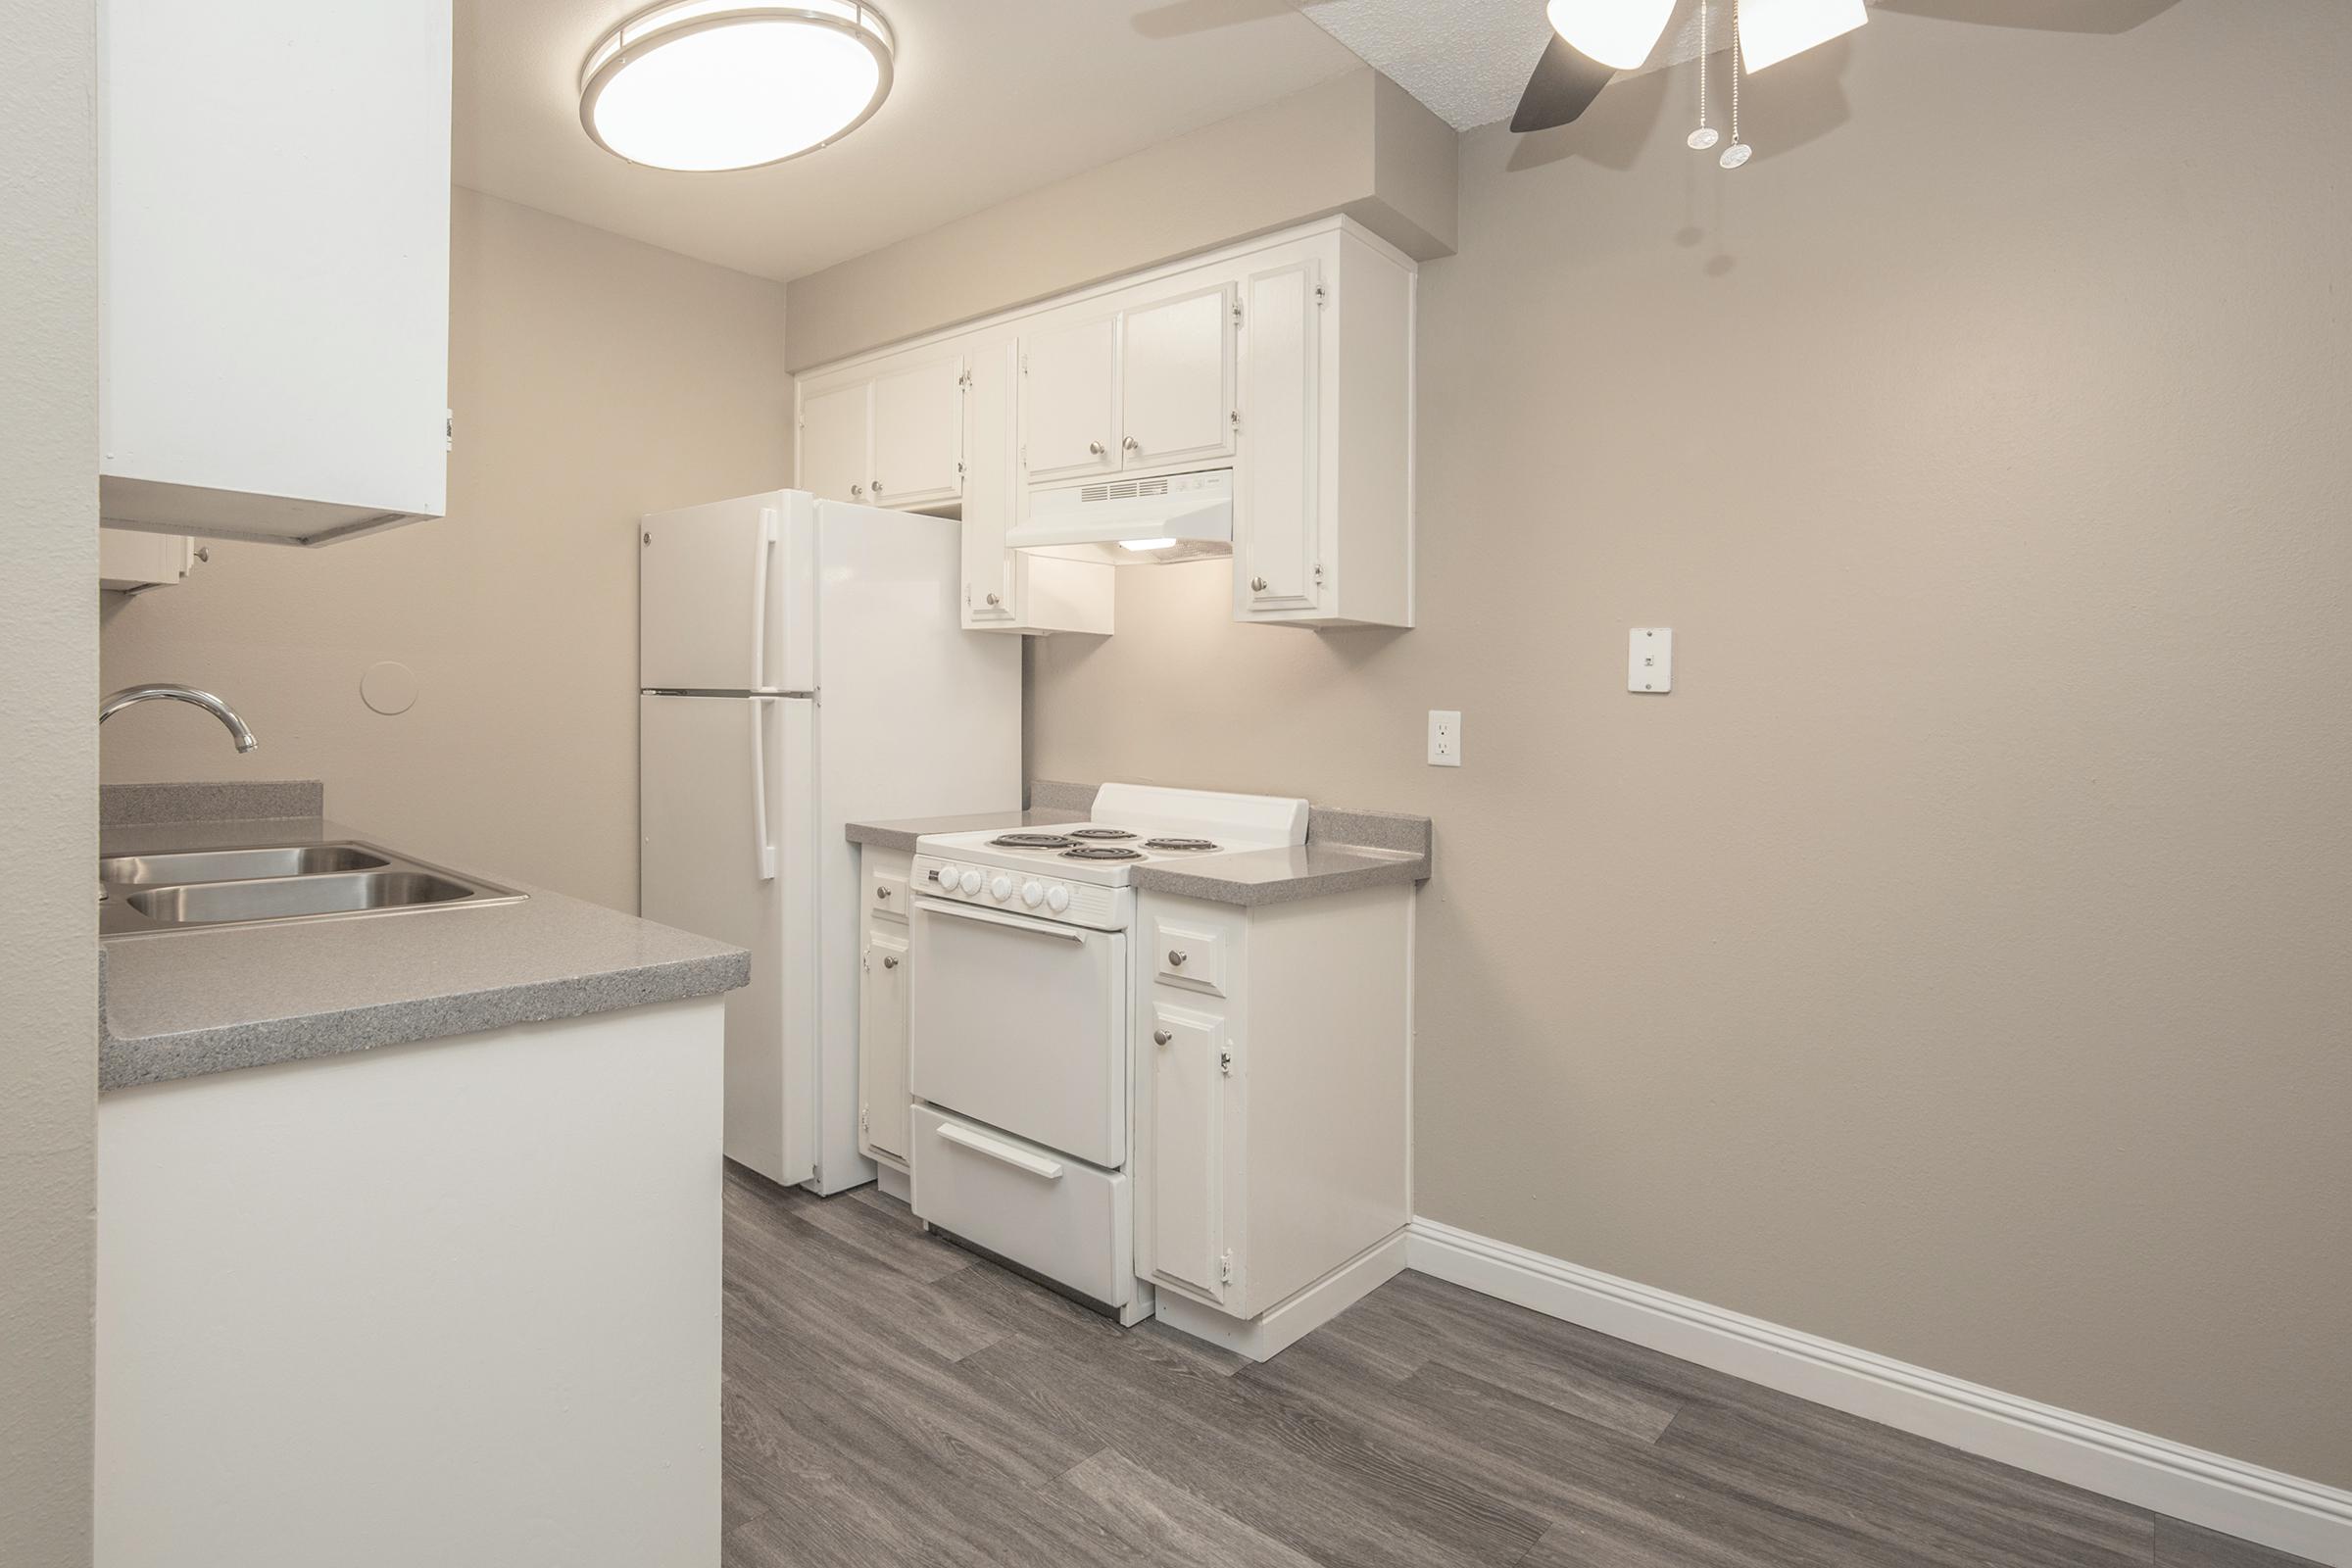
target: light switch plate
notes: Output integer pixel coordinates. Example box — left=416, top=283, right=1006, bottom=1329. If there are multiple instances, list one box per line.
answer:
left=1427, top=710, right=1462, bottom=767
left=1630, top=628, right=1673, bottom=693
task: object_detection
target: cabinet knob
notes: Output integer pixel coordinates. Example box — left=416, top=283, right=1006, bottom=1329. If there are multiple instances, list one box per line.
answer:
left=1087, top=440, right=1105, bottom=457
left=882, top=955, right=900, bottom=969
left=875, top=887, right=891, bottom=901
left=1167, top=949, right=1188, bottom=967
left=985, top=592, right=1002, bottom=607
left=1123, top=436, right=1141, bottom=454
left=1250, top=576, right=1268, bottom=593
left=872, top=478, right=883, bottom=495
left=1153, top=1029, right=1173, bottom=1047
left=851, top=484, right=864, bottom=498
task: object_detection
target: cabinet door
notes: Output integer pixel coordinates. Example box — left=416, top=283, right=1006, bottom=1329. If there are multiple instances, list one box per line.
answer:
left=860, top=926, right=911, bottom=1165
left=1120, top=284, right=1236, bottom=471
left=961, top=341, right=1018, bottom=627
left=1020, top=315, right=1119, bottom=483
left=1236, top=261, right=1322, bottom=615
left=870, top=357, right=964, bottom=509
left=101, top=0, right=451, bottom=540
left=1141, top=1001, right=1229, bottom=1305
left=800, top=380, right=872, bottom=504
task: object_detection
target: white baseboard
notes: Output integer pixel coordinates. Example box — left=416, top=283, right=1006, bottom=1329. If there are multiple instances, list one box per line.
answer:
left=1158, top=1227, right=1410, bottom=1363
left=1406, top=1217, right=2352, bottom=1568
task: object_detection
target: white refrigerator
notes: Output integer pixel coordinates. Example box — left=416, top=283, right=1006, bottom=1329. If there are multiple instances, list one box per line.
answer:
left=640, top=490, right=1019, bottom=1193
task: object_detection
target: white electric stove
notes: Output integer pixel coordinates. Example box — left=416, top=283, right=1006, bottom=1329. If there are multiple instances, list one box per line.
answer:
left=906, top=784, right=1308, bottom=1321
left=911, top=783, right=1309, bottom=931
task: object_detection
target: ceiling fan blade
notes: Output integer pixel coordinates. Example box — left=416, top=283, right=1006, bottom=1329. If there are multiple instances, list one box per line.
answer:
left=1511, top=34, right=1615, bottom=133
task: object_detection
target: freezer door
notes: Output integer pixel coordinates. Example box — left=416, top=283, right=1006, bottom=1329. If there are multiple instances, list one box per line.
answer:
left=640, top=491, right=815, bottom=692
left=641, top=693, right=817, bottom=1184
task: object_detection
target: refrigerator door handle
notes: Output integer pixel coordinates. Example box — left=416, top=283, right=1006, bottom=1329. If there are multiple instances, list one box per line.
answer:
left=748, top=505, right=779, bottom=690
left=749, top=696, right=778, bottom=881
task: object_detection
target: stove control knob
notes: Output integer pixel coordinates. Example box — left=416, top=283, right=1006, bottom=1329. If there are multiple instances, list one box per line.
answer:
left=929, top=864, right=956, bottom=893
left=1019, top=880, right=1045, bottom=908
left=1046, top=885, right=1071, bottom=914
left=989, top=874, right=1013, bottom=902
left=957, top=868, right=983, bottom=896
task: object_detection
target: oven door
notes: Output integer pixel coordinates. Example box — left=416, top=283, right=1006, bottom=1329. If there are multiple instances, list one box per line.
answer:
left=908, top=897, right=1128, bottom=1168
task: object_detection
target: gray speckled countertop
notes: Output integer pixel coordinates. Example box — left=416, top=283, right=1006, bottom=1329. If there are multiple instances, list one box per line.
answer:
left=845, top=782, right=1432, bottom=907
left=99, top=812, right=748, bottom=1092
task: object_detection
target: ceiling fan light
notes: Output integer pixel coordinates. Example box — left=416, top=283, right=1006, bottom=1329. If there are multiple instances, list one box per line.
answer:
left=580, top=1, right=896, bottom=172
left=1739, top=0, right=1868, bottom=73
left=1544, top=0, right=1677, bottom=72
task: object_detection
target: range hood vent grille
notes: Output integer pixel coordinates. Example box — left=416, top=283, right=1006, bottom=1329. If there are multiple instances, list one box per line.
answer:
left=1011, top=467, right=1234, bottom=565
left=1079, top=478, right=1168, bottom=504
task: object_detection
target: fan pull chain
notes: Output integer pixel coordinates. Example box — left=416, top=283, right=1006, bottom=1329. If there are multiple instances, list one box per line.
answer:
left=1720, top=0, right=1753, bottom=169
left=1688, top=0, right=1720, bottom=151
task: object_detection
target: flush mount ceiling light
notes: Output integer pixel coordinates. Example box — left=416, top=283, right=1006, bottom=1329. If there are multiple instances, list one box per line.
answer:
left=579, top=1, right=895, bottom=172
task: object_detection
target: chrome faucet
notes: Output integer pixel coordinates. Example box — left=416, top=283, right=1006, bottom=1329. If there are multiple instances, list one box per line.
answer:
left=99, top=685, right=259, bottom=754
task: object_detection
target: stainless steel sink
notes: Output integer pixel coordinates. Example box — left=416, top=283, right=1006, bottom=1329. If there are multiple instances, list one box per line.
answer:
left=100, top=844, right=389, bottom=886
left=99, top=840, right=524, bottom=936
left=125, top=870, right=484, bottom=926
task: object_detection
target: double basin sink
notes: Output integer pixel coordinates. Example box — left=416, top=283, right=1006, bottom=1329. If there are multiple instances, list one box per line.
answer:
left=100, top=841, right=525, bottom=936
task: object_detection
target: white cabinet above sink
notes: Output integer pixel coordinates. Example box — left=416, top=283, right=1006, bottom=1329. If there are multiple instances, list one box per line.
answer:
left=99, top=0, right=453, bottom=547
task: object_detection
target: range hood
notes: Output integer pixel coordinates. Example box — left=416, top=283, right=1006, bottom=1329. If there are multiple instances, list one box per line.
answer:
left=1008, top=468, right=1233, bottom=565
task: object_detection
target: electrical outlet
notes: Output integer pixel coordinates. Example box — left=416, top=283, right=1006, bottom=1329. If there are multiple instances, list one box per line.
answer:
left=1428, top=710, right=1462, bottom=767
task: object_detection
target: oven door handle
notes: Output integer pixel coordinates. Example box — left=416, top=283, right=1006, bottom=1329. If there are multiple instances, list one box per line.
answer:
left=913, top=897, right=1085, bottom=944
left=936, top=1120, right=1065, bottom=1181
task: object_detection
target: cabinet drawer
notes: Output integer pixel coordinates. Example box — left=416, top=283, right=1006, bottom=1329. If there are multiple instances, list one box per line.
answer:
left=864, top=854, right=910, bottom=923
left=909, top=1106, right=1132, bottom=1308
left=1149, top=911, right=1231, bottom=997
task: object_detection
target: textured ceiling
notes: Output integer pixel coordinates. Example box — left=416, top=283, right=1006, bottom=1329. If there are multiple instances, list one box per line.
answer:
left=454, top=0, right=1366, bottom=282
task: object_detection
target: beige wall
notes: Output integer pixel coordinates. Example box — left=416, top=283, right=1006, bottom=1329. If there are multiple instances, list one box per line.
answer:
left=100, top=188, right=794, bottom=911
left=0, top=0, right=98, bottom=1559
left=783, top=68, right=1455, bottom=371
left=1021, top=3, right=2352, bottom=1487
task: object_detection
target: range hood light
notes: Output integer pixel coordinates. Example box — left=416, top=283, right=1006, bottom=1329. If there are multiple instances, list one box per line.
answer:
left=579, top=1, right=895, bottom=172
left=1008, top=469, right=1236, bottom=566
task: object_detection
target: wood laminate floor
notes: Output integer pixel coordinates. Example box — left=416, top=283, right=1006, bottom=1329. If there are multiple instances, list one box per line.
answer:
left=720, top=1167, right=2321, bottom=1568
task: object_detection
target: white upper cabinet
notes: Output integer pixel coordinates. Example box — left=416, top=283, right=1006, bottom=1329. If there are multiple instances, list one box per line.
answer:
left=1120, top=284, right=1237, bottom=471
left=869, top=357, right=965, bottom=510
left=99, top=0, right=452, bottom=547
left=795, top=218, right=1409, bottom=635
left=799, top=381, right=872, bottom=505
left=1236, top=261, right=1321, bottom=614
left=959, top=342, right=1019, bottom=627
left=1232, top=228, right=1414, bottom=630
left=1019, top=316, right=1122, bottom=484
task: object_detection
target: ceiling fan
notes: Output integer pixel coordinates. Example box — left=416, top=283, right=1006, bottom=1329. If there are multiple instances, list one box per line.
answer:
left=1513, top=0, right=1867, bottom=133
left=1511, top=0, right=2176, bottom=137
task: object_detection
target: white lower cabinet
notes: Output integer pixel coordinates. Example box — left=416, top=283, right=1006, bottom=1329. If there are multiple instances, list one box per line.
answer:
left=1134, top=884, right=1414, bottom=1337
left=857, top=847, right=913, bottom=1170
left=1137, top=998, right=1237, bottom=1306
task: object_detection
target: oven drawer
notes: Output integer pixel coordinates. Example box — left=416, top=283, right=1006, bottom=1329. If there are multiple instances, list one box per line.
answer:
left=909, top=1106, right=1132, bottom=1308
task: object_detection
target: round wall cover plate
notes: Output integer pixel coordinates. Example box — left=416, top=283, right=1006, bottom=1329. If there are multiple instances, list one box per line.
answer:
left=361, top=661, right=419, bottom=716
